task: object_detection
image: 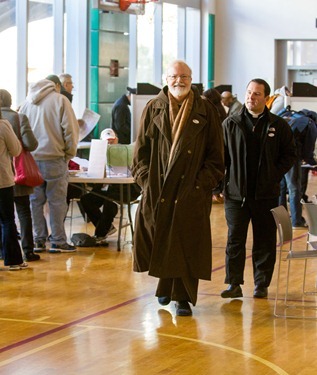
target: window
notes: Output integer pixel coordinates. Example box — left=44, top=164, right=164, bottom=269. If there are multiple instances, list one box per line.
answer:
left=27, top=0, right=54, bottom=84
left=0, top=0, right=17, bottom=107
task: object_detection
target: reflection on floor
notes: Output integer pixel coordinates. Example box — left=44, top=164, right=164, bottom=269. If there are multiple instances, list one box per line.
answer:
left=1, top=172, right=317, bottom=374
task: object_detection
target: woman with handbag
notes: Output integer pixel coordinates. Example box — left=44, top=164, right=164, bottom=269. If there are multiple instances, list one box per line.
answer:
left=0, top=89, right=40, bottom=261
left=0, top=109, right=28, bottom=270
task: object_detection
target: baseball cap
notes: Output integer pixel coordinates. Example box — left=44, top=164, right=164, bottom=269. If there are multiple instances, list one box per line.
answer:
left=127, top=87, right=137, bottom=94
left=100, top=128, right=117, bottom=140
left=46, top=74, right=62, bottom=86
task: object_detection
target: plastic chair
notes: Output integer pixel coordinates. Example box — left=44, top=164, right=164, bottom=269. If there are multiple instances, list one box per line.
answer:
left=301, top=200, right=317, bottom=251
left=271, top=205, right=317, bottom=318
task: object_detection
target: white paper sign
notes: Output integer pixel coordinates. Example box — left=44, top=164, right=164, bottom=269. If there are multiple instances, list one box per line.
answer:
left=87, top=139, right=108, bottom=178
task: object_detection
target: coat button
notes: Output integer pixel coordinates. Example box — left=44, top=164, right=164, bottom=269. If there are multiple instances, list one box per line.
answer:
left=161, top=198, right=165, bottom=203
left=187, top=150, right=192, bottom=154
left=181, top=175, right=184, bottom=179
left=195, top=186, right=200, bottom=189
left=175, top=200, right=177, bottom=204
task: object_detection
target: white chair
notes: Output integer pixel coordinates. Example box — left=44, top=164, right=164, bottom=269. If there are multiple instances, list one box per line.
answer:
left=301, top=200, right=317, bottom=251
left=67, top=198, right=87, bottom=238
left=271, top=205, right=317, bottom=318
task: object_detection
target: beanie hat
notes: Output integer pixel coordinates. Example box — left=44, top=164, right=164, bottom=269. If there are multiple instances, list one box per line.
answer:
left=46, top=74, right=62, bottom=86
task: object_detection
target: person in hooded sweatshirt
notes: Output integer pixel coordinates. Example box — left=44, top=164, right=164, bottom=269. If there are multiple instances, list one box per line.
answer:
left=19, top=78, right=79, bottom=253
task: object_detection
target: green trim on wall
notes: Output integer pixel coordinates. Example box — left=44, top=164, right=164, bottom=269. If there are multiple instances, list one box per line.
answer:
left=90, top=7, right=99, bottom=30
left=90, top=67, right=99, bottom=103
left=89, top=5, right=100, bottom=135
left=90, top=30, right=99, bottom=67
left=208, top=14, right=215, bottom=89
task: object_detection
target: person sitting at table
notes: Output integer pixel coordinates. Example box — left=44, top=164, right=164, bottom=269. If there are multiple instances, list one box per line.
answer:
left=80, top=129, right=141, bottom=244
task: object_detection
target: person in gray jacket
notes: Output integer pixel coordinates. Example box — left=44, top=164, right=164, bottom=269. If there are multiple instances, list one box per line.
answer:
left=19, top=78, right=79, bottom=253
left=221, top=91, right=243, bottom=116
left=0, top=89, right=40, bottom=261
left=221, top=78, right=296, bottom=299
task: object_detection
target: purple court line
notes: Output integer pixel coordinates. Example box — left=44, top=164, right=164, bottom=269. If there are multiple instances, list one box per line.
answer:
left=0, top=292, right=153, bottom=354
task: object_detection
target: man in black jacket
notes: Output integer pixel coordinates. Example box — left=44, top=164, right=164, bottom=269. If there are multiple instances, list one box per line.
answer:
left=221, top=78, right=297, bottom=299
left=111, top=87, right=136, bottom=144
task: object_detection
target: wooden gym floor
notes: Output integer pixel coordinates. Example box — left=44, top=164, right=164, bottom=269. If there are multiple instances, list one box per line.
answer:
left=1, top=173, right=317, bottom=374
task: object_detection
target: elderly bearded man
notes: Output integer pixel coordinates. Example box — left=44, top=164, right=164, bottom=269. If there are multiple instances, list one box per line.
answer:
left=131, top=60, right=225, bottom=316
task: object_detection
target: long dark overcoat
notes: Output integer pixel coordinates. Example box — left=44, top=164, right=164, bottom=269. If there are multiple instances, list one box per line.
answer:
left=131, top=86, right=225, bottom=280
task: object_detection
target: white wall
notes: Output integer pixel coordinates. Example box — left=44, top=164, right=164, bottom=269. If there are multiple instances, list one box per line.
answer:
left=214, top=0, right=317, bottom=102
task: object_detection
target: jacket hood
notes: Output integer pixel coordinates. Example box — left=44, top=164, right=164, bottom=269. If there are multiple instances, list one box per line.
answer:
left=26, top=79, right=56, bottom=105
left=274, top=86, right=289, bottom=96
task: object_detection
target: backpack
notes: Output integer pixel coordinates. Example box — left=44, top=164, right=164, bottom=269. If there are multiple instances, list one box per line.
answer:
left=279, top=108, right=317, bottom=162
left=71, top=233, right=96, bottom=247
left=266, top=94, right=280, bottom=110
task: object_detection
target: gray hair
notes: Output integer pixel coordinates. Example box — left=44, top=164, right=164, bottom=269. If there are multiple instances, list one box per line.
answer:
left=59, top=73, right=72, bottom=85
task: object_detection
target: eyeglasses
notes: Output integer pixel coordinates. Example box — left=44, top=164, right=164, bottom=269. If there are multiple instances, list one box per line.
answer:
left=167, top=75, right=191, bottom=81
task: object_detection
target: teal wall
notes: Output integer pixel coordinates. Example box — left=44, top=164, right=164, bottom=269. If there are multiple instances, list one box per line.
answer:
left=89, top=4, right=130, bottom=139
left=208, top=14, right=215, bottom=89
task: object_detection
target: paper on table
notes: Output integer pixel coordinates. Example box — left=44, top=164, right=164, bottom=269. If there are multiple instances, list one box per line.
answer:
left=87, top=139, right=108, bottom=178
left=79, top=108, right=101, bottom=141
left=71, top=157, right=89, bottom=169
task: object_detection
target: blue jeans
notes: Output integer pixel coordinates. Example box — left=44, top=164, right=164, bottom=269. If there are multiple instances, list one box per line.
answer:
left=30, top=158, right=68, bottom=245
left=279, top=160, right=302, bottom=226
left=0, top=186, right=23, bottom=266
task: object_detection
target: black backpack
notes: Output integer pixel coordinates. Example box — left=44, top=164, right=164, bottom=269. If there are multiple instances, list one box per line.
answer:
left=71, top=233, right=96, bottom=247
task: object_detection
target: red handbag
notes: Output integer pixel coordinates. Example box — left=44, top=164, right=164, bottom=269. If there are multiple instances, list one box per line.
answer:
left=14, top=147, right=44, bottom=187
left=13, top=116, right=44, bottom=187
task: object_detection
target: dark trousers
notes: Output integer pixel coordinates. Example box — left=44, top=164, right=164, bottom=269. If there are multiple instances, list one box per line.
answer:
left=224, top=197, right=278, bottom=287
left=0, top=187, right=23, bottom=266
left=14, top=195, right=34, bottom=254
left=80, top=184, right=140, bottom=238
left=156, top=277, right=199, bottom=306
left=81, top=187, right=118, bottom=237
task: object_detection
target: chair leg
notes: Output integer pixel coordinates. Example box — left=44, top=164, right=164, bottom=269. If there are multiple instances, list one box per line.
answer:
left=274, top=252, right=283, bottom=317
left=285, top=261, right=291, bottom=306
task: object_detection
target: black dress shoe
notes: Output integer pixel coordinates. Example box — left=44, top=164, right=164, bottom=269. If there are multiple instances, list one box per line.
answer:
left=158, top=296, right=171, bottom=306
left=175, top=301, right=192, bottom=316
left=221, top=284, right=243, bottom=298
left=25, top=252, right=40, bottom=261
left=253, top=286, right=268, bottom=298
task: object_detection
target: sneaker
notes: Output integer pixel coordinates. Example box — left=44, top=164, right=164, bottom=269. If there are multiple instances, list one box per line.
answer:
left=95, top=236, right=109, bottom=246
left=95, top=225, right=117, bottom=245
left=34, top=241, right=46, bottom=253
left=9, top=262, right=28, bottom=271
left=49, top=243, right=77, bottom=253
left=107, top=225, right=117, bottom=236
left=25, top=252, right=40, bottom=261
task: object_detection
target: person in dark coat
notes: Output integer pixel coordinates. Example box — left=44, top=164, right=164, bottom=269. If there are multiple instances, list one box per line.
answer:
left=202, top=88, right=227, bottom=204
left=111, top=87, right=136, bottom=144
left=131, top=60, right=225, bottom=316
left=221, top=78, right=297, bottom=300
left=0, top=89, right=40, bottom=262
